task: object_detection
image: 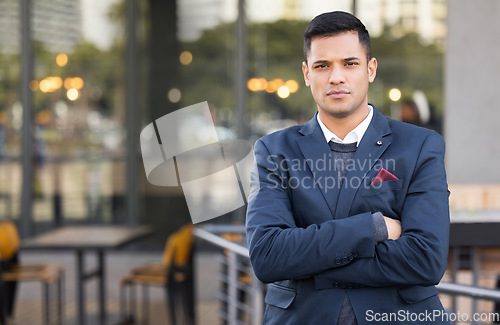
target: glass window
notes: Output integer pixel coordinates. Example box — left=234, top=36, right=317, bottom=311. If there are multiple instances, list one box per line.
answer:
left=0, top=0, right=446, bottom=230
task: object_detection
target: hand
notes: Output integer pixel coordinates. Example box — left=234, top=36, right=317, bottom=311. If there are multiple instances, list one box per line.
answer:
left=383, top=216, right=401, bottom=240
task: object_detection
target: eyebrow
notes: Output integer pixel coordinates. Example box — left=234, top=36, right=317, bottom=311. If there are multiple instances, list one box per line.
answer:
left=312, top=59, right=329, bottom=65
left=312, top=57, right=361, bottom=65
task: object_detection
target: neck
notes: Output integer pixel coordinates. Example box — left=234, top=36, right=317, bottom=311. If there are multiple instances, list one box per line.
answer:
left=319, top=105, right=369, bottom=140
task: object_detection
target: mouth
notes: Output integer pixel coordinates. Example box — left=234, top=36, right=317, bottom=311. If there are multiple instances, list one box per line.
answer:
left=327, top=89, right=349, bottom=99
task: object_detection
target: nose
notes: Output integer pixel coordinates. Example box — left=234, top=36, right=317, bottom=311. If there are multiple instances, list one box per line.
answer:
left=328, top=65, right=345, bottom=85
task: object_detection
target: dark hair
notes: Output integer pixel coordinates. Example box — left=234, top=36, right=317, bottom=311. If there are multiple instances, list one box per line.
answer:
left=303, top=11, right=371, bottom=63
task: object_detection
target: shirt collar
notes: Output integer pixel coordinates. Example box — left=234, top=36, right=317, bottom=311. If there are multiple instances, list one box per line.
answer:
left=316, top=105, right=374, bottom=147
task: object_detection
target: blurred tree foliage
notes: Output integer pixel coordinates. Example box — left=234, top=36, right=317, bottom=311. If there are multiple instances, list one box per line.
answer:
left=0, top=52, right=20, bottom=111
left=0, top=16, right=444, bottom=136
left=180, top=19, right=444, bottom=125
left=35, top=41, right=119, bottom=116
left=0, top=39, right=120, bottom=152
left=180, top=20, right=314, bottom=123
left=370, top=26, right=444, bottom=117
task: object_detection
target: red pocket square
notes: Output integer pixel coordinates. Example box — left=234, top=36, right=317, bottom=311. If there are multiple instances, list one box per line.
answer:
left=370, top=168, right=399, bottom=185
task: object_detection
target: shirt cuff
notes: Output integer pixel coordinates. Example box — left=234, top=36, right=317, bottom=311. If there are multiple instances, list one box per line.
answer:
left=372, top=212, right=388, bottom=243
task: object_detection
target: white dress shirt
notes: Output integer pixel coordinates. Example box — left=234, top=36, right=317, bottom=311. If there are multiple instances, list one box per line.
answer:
left=317, top=105, right=374, bottom=146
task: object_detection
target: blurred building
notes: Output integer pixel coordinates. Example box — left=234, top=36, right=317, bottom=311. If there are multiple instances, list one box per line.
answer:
left=0, top=0, right=81, bottom=53
left=177, top=0, right=446, bottom=44
left=380, top=0, right=447, bottom=45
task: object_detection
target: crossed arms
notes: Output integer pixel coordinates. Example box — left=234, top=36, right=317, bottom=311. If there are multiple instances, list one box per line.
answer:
left=246, top=131, right=450, bottom=287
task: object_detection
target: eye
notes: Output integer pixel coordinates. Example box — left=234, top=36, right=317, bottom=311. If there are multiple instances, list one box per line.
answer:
left=314, top=64, right=328, bottom=69
left=345, top=62, right=359, bottom=66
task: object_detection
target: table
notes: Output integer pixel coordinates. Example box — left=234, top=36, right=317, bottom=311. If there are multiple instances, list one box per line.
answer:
left=22, top=225, right=152, bottom=325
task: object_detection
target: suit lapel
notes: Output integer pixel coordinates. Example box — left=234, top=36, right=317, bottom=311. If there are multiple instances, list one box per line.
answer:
left=335, top=108, right=392, bottom=219
left=297, top=114, right=340, bottom=218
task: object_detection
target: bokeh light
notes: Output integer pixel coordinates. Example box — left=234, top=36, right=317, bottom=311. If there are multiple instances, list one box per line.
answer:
left=168, top=88, right=182, bottom=103
left=389, top=88, right=402, bottom=102
left=266, top=79, right=284, bottom=93
left=64, top=77, right=84, bottom=90
left=277, top=86, right=290, bottom=99
left=284, top=80, right=299, bottom=93
left=29, top=80, right=38, bottom=91
left=67, top=88, right=79, bottom=101
left=56, top=53, right=68, bottom=67
left=179, top=51, right=193, bottom=65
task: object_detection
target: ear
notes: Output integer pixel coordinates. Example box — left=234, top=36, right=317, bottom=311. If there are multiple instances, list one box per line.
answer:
left=368, top=57, right=377, bottom=83
left=302, top=61, right=310, bottom=87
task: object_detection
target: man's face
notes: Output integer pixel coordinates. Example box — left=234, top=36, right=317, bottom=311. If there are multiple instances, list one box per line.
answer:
left=302, top=32, right=377, bottom=120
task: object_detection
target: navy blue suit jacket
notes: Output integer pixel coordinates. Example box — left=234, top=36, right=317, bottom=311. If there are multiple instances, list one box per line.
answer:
left=246, top=107, right=450, bottom=324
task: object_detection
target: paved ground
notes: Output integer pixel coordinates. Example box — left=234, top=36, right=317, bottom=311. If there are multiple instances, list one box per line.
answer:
left=6, top=250, right=221, bottom=325
left=6, top=249, right=500, bottom=325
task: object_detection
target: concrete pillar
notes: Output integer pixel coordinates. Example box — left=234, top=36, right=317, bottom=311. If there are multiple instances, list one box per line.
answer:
left=445, top=1, right=500, bottom=183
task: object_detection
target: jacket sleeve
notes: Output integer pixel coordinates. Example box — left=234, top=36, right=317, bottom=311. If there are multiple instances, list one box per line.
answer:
left=314, top=132, right=450, bottom=287
left=246, top=138, right=377, bottom=284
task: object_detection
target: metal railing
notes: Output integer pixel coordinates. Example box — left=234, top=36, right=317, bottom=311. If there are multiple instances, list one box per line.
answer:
left=437, top=282, right=500, bottom=302
left=437, top=281, right=500, bottom=325
left=194, top=225, right=264, bottom=325
left=195, top=224, right=500, bottom=325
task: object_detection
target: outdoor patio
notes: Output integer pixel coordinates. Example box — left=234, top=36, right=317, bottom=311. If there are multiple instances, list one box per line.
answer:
left=7, top=250, right=220, bottom=325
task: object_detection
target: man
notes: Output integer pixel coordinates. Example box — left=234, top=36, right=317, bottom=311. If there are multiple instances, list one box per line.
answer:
left=246, top=11, right=450, bottom=324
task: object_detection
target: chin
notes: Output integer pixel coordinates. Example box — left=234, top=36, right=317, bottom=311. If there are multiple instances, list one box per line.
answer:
left=331, top=111, right=352, bottom=119
left=323, top=107, right=353, bottom=118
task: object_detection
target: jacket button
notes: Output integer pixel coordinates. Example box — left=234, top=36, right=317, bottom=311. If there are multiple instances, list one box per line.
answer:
left=342, top=257, right=349, bottom=264
left=353, top=251, right=359, bottom=258
left=334, top=282, right=339, bottom=288
left=336, top=258, right=342, bottom=265
left=348, top=253, right=354, bottom=261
